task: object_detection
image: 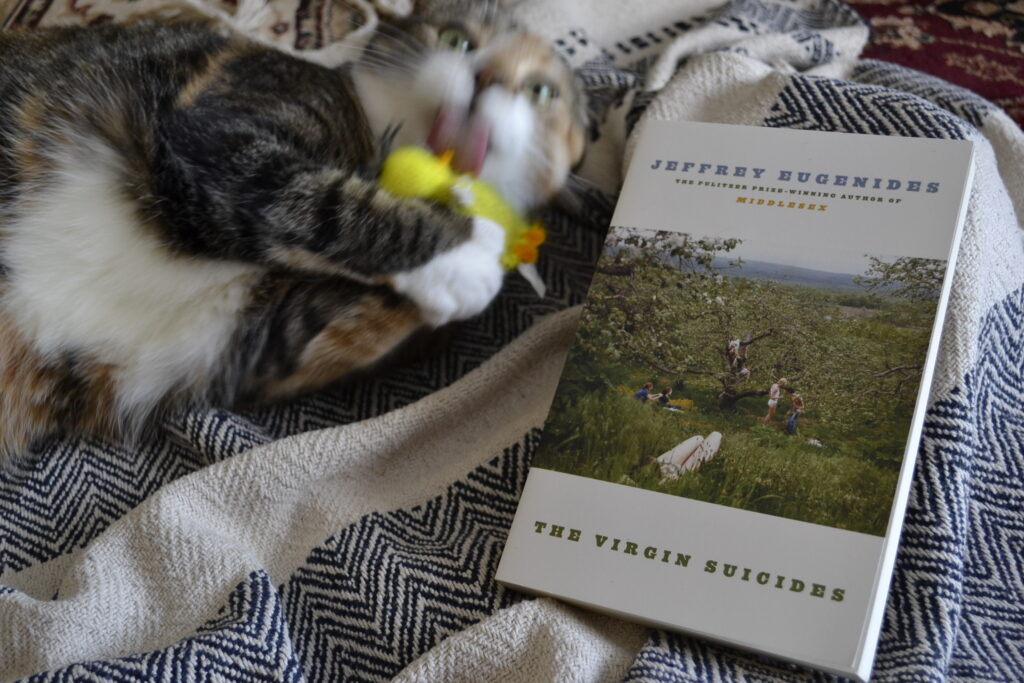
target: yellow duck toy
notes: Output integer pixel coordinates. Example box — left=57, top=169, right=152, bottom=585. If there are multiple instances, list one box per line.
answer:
left=379, top=146, right=548, bottom=297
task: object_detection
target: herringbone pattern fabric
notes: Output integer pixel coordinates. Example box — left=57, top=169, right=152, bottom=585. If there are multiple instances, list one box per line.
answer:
left=1, top=0, right=1021, bottom=681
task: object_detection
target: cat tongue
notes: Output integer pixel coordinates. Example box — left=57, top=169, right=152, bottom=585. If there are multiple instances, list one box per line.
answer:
left=427, top=108, right=489, bottom=177
left=427, top=108, right=463, bottom=158
left=451, top=118, right=489, bottom=177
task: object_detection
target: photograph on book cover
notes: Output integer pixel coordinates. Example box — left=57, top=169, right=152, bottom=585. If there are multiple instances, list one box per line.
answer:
left=498, top=121, right=974, bottom=680
left=532, top=225, right=945, bottom=536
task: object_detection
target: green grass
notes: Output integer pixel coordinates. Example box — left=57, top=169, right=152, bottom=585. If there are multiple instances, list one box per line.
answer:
left=535, top=391, right=898, bottom=535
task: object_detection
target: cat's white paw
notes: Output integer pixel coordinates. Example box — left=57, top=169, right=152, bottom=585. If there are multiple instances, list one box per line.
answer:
left=450, top=178, right=475, bottom=208
left=393, top=216, right=505, bottom=326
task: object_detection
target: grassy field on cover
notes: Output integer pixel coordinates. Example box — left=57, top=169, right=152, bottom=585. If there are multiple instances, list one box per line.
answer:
left=535, top=387, right=899, bottom=535
left=532, top=227, right=943, bottom=536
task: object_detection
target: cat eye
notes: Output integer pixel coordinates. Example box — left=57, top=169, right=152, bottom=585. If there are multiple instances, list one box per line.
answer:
left=437, top=26, right=474, bottom=54
left=522, top=77, right=558, bottom=108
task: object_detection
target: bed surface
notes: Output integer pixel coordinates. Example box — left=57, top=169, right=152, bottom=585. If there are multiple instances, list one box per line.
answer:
left=1, top=1, right=1021, bottom=680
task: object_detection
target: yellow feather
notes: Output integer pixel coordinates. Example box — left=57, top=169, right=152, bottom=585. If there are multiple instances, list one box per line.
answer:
left=379, top=146, right=546, bottom=270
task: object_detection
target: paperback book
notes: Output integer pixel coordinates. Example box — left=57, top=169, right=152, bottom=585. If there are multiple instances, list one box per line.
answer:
left=496, top=120, right=975, bottom=681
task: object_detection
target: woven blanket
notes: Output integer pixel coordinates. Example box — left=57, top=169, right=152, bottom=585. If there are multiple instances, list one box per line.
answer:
left=1, top=0, right=1022, bottom=680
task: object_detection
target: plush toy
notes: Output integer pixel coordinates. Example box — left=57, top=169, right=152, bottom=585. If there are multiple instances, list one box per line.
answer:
left=379, top=146, right=548, bottom=297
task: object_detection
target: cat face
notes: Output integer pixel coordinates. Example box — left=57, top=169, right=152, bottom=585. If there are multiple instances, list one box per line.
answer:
left=351, top=2, right=586, bottom=212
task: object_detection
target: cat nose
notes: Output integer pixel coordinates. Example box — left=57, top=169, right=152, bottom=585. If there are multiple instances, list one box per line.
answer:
left=472, top=67, right=510, bottom=103
left=474, top=71, right=496, bottom=95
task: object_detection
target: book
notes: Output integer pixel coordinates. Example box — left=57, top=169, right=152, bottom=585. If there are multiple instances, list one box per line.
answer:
left=496, top=120, right=975, bottom=681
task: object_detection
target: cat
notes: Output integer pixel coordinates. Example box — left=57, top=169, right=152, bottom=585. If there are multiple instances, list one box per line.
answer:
left=0, top=0, right=587, bottom=457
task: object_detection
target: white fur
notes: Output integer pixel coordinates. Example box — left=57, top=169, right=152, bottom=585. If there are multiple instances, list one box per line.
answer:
left=474, top=87, right=540, bottom=211
left=392, top=216, right=505, bottom=326
left=355, top=49, right=551, bottom=322
left=450, top=178, right=475, bottom=208
left=0, top=142, right=262, bottom=426
left=353, top=51, right=474, bottom=153
left=352, top=50, right=546, bottom=211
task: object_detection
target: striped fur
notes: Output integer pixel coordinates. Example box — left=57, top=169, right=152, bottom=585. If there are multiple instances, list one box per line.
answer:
left=0, top=11, right=587, bottom=458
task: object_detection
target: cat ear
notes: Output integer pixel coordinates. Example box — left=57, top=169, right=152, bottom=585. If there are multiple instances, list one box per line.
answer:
left=563, top=82, right=588, bottom=171
left=549, top=173, right=587, bottom=214
left=567, top=118, right=586, bottom=168
left=567, top=72, right=591, bottom=167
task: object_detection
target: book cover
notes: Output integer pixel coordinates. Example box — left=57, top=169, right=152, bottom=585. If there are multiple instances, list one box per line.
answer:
left=496, top=121, right=975, bottom=681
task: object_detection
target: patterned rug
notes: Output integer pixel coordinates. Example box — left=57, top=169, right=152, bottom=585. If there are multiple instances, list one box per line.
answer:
left=7, top=0, right=1022, bottom=126
left=848, top=0, right=1024, bottom=126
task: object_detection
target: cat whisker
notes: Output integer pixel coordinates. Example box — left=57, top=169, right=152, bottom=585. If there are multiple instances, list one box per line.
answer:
left=354, top=38, right=422, bottom=74
left=0, top=2, right=586, bottom=456
left=370, top=23, right=425, bottom=58
left=357, top=57, right=416, bottom=75
left=557, top=173, right=591, bottom=211
left=524, top=139, right=558, bottom=173
left=485, top=0, right=502, bottom=26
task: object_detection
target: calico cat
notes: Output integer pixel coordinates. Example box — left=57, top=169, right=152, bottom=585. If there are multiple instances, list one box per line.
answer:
left=0, top=0, right=587, bottom=457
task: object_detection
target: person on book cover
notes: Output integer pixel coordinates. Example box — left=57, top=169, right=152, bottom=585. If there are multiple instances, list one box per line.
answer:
left=726, top=339, right=740, bottom=366
left=761, top=378, right=787, bottom=426
left=786, top=392, right=805, bottom=435
left=655, top=386, right=673, bottom=407
left=726, top=338, right=750, bottom=370
left=652, top=386, right=685, bottom=411
left=634, top=382, right=654, bottom=401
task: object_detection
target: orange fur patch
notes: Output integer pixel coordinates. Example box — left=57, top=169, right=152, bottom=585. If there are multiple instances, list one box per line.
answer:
left=263, top=297, right=423, bottom=400
left=0, top=313, right=60, bottom=456
left=76, top=362, right=118, bottom=436
left=176, top=46, right=245, bottom=109
left=9, top=96, right=52, bottom=184
left=0, top=313, right=118, bottom=458
left=482, top=32, right=587, bottom=200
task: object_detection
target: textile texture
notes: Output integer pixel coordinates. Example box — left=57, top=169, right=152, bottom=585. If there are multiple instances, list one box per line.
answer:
left=847, top=0, right=1024, bottom=128
left=0, top=0, right=1022, bottom=681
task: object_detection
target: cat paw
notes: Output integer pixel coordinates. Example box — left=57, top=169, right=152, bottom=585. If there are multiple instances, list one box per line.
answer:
left=393, top=217, right=505, bottom=326
left=450, top=178, right=475, bottom=208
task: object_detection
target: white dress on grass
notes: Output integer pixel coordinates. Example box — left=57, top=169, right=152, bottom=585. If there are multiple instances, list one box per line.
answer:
left=656, top=432, right=722, bottom=482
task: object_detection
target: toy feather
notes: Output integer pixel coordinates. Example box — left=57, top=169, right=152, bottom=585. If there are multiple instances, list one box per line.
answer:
left=379, top=146, right=547, bottom=297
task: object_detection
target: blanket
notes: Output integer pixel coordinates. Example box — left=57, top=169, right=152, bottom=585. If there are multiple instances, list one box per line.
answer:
left=1, top=0, right=1022, bottom=680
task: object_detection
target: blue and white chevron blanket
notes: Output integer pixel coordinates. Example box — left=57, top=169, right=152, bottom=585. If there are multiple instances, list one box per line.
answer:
left=1, top=0, right=1021, bottom=680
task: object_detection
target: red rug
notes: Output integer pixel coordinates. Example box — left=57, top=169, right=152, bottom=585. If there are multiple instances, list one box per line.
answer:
left=848, top=0, right=1024, bottom=127
left=3, top=0, right=1021, bottom=128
